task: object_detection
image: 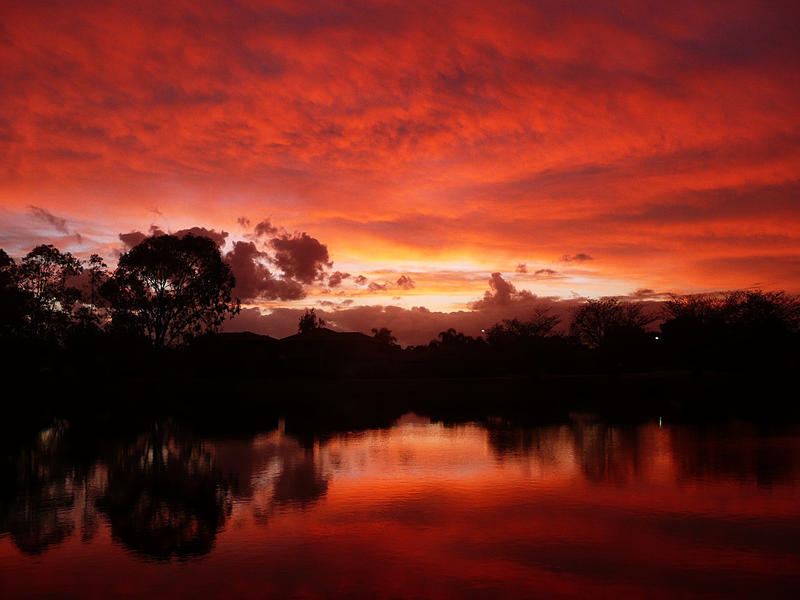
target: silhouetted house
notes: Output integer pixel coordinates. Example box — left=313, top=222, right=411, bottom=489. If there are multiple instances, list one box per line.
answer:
left=277, top=328, right=399, bottom=378
left=191, top=331, right=280, bottom=377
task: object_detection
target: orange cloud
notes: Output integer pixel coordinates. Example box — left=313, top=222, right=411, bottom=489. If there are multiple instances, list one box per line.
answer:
left=0, top=0, right=798, bottom=306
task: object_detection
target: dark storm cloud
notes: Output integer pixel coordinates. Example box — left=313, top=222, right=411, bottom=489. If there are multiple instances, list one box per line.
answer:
left=269, top=232, right=332, bottom=284
left=253, top=219, right=278, bottom=237
left=225, top=241, right=305, bottom=302
left=116, top=220, right=340, bottom=301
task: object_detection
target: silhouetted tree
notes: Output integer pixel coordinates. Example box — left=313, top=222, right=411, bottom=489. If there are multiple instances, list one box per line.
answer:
left=102, top=235, right=239, bottom=348
left=0, top=249, right=32, bottom=339
left=298, top=308, right=325, bottom=334
left=16, top=245, right=83, bottom=340
left=484, top=311, right=572, bottom=375
left=413, top=328, right=488, bottom=377
left=719, top=291, right=799, bottom=335
left=570, top=298, right=653, bottom=348
left=0, top=420, right=81, bottom=555
left=485, top=311, right=560, bottom=344
left=86, top=254, right=108, bottom=315
left=69, top=254, right=111, bottom=342
left=433, top=328, right=480, bottom=347
left=0, top=248, right=14, bottom=285
left=96, top=426, right=230, bottom=560
left=371, top=327, right=397, bottom=346
left=661, top=290, right=800, bottom=371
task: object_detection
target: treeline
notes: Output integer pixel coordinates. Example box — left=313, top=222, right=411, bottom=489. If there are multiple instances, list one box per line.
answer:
left=0, top=235, right=236, bottom=347
left=1, top=235, right=799, bottom=383
left=397, top=290, right=800, bottom=377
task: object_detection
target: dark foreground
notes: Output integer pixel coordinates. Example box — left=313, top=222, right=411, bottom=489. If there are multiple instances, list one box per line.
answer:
left=2, top=377, right=800, bottom=599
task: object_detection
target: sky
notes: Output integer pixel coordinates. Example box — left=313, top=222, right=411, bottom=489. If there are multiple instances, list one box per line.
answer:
left=1, top=0, right=799, bottom=343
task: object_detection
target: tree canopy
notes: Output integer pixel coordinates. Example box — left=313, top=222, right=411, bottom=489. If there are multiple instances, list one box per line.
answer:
left=298, top=308, right=325, bottom=334
left=485, top=311, right=560, bottom=345
left=570, top=297, right=654, bottom=348
left=102, top=234, right=239, bottom=348
left=16, top=244, right=83, bottom=339
left=371, top=327, right=398, bottom=346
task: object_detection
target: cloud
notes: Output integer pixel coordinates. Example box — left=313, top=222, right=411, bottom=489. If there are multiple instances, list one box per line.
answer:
left=328, top=271, right=350, bottom=287
left=226, top=272, right=662, bottom=345
left=119, top=230, right=149, bottom=248
left=691, top=255, right=800, bottom=289
left=29, top=206, right=69, bottom=234
left=533, top=268, right=562, bottom=279
left=237, top=217, right=251, bottom=228
left=4, top=1, right=800, bottom=295
left=270, top=232, right=332, bottom=284
left=225, top=240, right=305, bottom=301
left=396, top=275, right=415, bottom=290
left=27, top=206, right=84, bottom=244
left=368, top=281, right=390, bottom=292
left=317, top=298, right=355, bottom=308
left=628, top=288, right=661, bottom=299
left=354, top=275, right=368, bottom=286
left=253, top=219, right=278, bottom=237
left=561, top=254, right=593, bottom=263
left=469, top=272, right=535, bottom=309
left=118, top=225, right=228, bottom=248
left=516, top=264, right=528, bottom=273
left=172, top=226, right=228, bottom=247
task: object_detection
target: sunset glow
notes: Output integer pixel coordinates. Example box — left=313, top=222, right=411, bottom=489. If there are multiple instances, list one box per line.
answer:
left=2, top=0, right=799, bottom=340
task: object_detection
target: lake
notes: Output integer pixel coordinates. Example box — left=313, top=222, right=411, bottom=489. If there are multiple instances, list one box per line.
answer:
left=1, top=414, right=799, bottom=598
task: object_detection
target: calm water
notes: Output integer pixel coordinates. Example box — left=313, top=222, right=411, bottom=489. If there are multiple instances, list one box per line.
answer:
left=1, top=414, right=799, bottom=598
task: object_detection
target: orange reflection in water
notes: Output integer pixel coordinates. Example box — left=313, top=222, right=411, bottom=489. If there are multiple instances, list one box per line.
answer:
left=1, top=416, right=799, bottom=599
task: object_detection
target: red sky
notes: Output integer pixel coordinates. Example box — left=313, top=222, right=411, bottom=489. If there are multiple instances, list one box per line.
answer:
left=2, top=0, right=799, bottom=340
